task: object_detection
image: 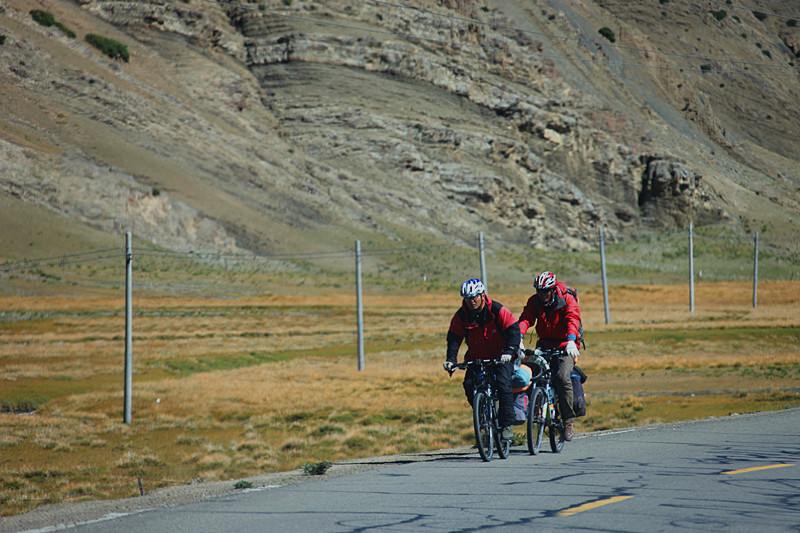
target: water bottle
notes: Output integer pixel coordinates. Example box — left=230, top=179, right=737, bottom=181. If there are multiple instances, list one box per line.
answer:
left=546, top=384, right=555, bottom=419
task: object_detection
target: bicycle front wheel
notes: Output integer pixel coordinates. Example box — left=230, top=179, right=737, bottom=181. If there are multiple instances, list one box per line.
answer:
left=527, top=387, right=545, bottom=455
left=473, top=392, right=494, bottom=462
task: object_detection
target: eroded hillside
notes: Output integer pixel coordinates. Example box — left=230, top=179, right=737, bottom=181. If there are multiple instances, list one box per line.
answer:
left=1, top=0, right=798, bottom=262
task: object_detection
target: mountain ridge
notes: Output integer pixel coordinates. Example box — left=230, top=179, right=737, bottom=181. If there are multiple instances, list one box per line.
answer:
left=1, top=0, right=798, bottom=267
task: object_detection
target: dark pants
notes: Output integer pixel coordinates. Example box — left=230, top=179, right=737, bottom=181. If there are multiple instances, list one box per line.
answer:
left=552, top=352, right=576, bottom=423
left=462, top=361, right=515, bottom=429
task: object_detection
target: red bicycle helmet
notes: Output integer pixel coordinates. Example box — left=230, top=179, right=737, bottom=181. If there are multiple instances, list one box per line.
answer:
left=533, top=271, right=557, bottom=291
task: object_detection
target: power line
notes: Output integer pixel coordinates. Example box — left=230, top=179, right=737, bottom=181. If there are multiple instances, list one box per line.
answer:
left=201, top=0, right=799, bottom=76
left=136, top=243, right=454, bottom=260
left=0, top=242, right=463, bottom=273
left=0, top=248, right=122, bottom=272
left=0, top=247, right=120, bottom=267
left=136, top=247, right=355, bottom=261
left=362, top=243, right=451, bottom=256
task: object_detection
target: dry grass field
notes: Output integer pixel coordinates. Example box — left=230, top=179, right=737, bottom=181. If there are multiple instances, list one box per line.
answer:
left=1, top=281, right=799, bottom=517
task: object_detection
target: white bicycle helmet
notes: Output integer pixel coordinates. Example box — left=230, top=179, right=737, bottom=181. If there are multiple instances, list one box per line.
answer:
left=460, top=278, right=486, bottom=299
left=533, top=271, right=557, bottom=291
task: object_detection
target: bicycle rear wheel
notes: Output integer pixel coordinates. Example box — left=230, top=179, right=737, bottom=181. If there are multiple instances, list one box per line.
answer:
left=473, top=392, right=494, bottom=462
left=527, top=387, right=545, bottom=455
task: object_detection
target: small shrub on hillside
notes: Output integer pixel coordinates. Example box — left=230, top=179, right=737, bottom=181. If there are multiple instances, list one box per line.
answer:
left=753, top=11, right=767, bottom=21
left=85, top=33, right=129, bottom=62
left=301, top=460, right=331, bottom=475
left=30, top=10, right=76, bottom=38
left=55, top=23, right=75, bottom=38
left=711, top=9, right=727, bottom=21
left=0, top=34, right=6, bottom=45
left=30, top=9, right=56, bottom=26
left=598, top=27, right=616, bottom=42
left=788, top=19, right=797, bottom=27
left=233, top=480, right=253, bottom=489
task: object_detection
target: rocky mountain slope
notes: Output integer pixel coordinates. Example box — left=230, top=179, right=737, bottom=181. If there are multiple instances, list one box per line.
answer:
left=1, top=0, right=798, bottom=264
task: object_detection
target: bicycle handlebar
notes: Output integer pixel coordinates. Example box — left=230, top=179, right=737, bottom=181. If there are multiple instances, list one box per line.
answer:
left=447, top=358, right=506, bottom=376
left=455, top=359, right=506, bottom=369
left=524, top=347, right=565, bottom=358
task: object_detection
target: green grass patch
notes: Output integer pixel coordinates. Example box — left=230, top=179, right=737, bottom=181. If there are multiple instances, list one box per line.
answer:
left=328, top=411, right=358, bottom=423
left=589, top=325, right=800, bottom=345
left=309, top=424, right=345, bottom=437
left=284, top=411, right=315, bottom=423
left=0, top=376, right=118, bottom=413
left=584, top=392, right=800, bottom=431
left=739, top=363, right=800, bottom=379
left=150, top=351, right=295, bottom=376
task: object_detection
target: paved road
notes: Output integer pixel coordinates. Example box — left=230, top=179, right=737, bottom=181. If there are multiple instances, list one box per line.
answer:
left=32, top=408, right=800, bottom=532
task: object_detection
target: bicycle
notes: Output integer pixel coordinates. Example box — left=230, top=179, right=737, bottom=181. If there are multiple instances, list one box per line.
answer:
left=522, top=348, right=567, bottom=453
left=449, top=359, right=511, bottom=462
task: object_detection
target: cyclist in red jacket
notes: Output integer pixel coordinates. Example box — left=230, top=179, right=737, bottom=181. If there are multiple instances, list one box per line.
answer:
left=443, top=278, right=521, bottom=443
left=518, top=271, right=581, bottom=441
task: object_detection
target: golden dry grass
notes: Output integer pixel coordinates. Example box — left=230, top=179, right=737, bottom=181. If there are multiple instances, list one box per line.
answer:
left=1, top=281, right=799, bottom=516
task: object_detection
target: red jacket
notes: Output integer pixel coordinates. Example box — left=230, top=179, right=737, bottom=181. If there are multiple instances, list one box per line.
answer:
left=446, top=295, right=520, bottom=362
left=518, top=281, right=581, bottom=350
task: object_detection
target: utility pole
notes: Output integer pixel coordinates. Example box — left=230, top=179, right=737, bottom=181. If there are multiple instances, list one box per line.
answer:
left=599, top=227, right=610, bottom=325
left=479, top=232, right=487, bottom=288
left=124, top=232, right=133, bottom=424
left=689, top=223, right=695, bottom=312
left=753, top=232, right=759, bottom=308
left=355, top=240, right=364, bottom=371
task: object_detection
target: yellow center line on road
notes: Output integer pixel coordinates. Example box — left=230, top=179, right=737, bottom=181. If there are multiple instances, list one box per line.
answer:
left=722, top=463, right=795, bottom=475
left=557, top=495, right=633, bottom=516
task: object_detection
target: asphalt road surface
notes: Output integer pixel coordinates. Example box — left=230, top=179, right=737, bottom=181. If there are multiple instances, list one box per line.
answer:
left=16, top=408, right=800, bottom=532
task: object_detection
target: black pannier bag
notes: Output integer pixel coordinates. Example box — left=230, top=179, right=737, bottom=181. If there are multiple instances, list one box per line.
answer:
left=571, top=365, right=587, bottom=417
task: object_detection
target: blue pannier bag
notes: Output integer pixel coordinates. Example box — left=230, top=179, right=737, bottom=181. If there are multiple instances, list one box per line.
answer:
left=512, top=364, right=532, bottom=392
